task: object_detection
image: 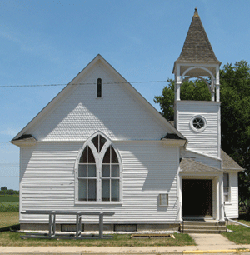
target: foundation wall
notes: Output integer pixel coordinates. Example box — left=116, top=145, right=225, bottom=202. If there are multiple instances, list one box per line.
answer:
left=20, top=223, right=181, bottom=232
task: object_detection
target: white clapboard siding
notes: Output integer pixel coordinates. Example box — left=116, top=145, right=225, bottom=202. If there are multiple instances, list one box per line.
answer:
left=177, top=101, right=220, bottom=158
left=20, top=141, right=180, bottom=224
left=26, top=61, right=171, bottom=142
left=224, top=172, right=238, bottom=218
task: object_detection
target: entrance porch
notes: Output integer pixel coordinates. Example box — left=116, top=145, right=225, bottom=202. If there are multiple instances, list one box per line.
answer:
left=177, top=158, right=225, bottom=222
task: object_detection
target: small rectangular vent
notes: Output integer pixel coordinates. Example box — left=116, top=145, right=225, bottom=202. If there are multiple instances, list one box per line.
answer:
left=159, top=193, right=168, bottom=206
left=114, top=224, right=137, bottom=232
left=61, top=224, right=83, bottom=232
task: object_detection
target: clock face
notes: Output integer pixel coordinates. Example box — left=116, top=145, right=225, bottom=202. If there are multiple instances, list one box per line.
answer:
left=190, top=115, right=207, bottom=132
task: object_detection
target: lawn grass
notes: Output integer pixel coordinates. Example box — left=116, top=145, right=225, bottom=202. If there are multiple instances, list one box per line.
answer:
left=222, top=224, right=250, bottom=244
left=0, top=212, right=196, bottom=247
left=0, top=232, right=195, bottom=247
left=222, top=213, right=250, bottom=244
left=0, top=212, right=19, bottom=228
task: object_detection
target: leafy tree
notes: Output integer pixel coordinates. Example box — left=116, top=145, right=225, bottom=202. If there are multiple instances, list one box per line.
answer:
left=220, top=61, right=250, bottom=210
left=154, top=60, right=250, bottom=210
left=154, top=79, right=211, bottom=121
left=153, top=79, right=175, bottom=121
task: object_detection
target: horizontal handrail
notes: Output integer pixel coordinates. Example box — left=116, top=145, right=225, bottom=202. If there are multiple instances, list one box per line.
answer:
left=227, top=218, right=250, bottom=228
left=21, top=210, right=114, bottom=216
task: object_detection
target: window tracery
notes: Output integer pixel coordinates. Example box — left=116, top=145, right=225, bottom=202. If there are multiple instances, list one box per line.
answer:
left=76, top=134, right=121, bottom=202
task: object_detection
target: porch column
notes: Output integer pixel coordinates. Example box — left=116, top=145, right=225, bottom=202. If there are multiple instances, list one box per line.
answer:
left=219, top=174, right=225, bottom=221
left=216, top=177, right=219, bottom=221
left=177, top=173, right=182, bottom=221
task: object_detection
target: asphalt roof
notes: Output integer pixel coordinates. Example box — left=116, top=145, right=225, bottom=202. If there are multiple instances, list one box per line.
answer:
left=221, top=150, right=244, bottom=171
left=180, top=158, right=222, bottom=173
left=180, top=150, right=244, bottom=173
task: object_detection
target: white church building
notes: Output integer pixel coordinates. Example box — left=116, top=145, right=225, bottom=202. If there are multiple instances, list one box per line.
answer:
left=12, top=8, right=243, bottom=232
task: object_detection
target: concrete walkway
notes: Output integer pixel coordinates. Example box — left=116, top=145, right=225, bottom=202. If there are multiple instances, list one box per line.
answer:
left=189, top=233, right=238, bottom=248
left=1, top=234, right=250, bottom=254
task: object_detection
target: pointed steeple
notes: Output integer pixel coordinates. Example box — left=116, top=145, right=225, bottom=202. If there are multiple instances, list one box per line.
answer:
left=176, top=8, right=220, bottom=64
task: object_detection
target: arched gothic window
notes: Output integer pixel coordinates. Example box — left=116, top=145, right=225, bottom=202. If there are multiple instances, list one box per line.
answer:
left=76, top=134, right=121, bottom=202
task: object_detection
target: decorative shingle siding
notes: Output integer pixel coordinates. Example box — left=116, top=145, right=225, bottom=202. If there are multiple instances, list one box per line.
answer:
left=177, top=101, right=220, bottom=158
left=20, top=141, right=180, bottom=224
left=27, top=62, right=170, bottom=141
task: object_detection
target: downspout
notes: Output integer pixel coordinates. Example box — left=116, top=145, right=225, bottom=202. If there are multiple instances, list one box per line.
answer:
left=223, top=204, right=250, bottom=229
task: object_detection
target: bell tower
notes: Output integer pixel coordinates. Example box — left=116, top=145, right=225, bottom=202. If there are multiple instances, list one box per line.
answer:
left=173, top=8, right=222, bottom=158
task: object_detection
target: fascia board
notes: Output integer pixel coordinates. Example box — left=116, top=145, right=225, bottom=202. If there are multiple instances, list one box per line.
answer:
left=176, top=62, right=220, bottom=68
left=223, top=168, right=245, bottom=172
left=177, top=100, right=221, bottom=106
left=11, top=137, right=37, bottom=147
left=162, top=138, right=186, bottom=146
left=180, top=172, right=222, bottom=177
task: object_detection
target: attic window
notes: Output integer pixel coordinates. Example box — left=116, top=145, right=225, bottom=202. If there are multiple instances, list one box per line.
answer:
left=97, top=78, right=102, bottom=97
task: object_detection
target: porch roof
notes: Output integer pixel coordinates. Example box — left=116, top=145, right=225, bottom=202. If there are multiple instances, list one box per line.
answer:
left=221, top=150, right=244, bottom=171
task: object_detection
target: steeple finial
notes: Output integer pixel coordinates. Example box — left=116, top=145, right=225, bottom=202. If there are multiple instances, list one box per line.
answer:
left=193, top=7, right=199, bottom=17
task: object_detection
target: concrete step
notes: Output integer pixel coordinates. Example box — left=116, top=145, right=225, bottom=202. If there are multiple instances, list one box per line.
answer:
left=182, top=221, right=226, bottom=227
left=182, top=225, right=227, bottom=230
left=181, top=220, right=227, bottom=233
left=182, top=229, right=227, bottom=233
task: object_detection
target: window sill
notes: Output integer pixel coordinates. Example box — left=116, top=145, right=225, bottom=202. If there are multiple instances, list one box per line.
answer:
left=224, top=202, right=232, bottom=205
left=75, top=201, right=122, bottom=206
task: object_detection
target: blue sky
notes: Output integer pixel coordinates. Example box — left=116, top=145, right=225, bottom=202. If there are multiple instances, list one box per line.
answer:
left=0, top=0, right=249, bottom=190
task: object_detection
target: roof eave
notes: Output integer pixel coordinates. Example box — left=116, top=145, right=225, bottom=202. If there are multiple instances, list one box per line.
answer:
left=161, top=138, right=186, bottom=147
left=11, top=135, right=37, bottom=147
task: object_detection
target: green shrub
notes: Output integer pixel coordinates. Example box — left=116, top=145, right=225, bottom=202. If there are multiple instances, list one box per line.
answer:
left=0, top=202, right=19, bottom=212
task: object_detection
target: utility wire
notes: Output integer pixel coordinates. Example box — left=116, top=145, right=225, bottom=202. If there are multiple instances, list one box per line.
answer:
left=0, top=81, right=168, bottom=88
left=0, top=77, right=249, bottom=88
